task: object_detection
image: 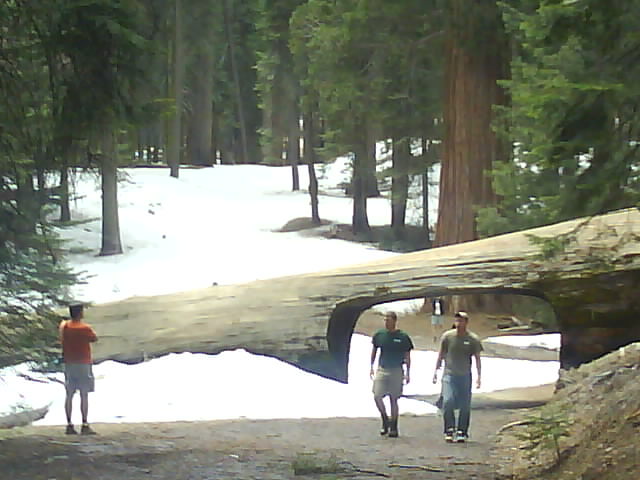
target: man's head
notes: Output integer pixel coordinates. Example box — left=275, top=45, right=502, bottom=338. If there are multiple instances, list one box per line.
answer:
left=453, top=311, right=469, bottom=333
left=69, top=303, right=84, bottom=321
left=384, top=311, right=398, bottom=331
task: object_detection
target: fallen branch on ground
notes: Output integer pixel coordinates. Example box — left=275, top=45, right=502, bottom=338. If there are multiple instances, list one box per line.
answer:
left=388, top=463, right=445, bottom=472
left=496, top=419, right=534, bottom=434
left=17, top=372, right=64, bottom=385
left=339, top=461, right=390, bottom=477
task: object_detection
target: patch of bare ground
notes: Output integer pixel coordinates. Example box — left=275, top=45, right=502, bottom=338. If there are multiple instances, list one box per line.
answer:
left=1, top=411, right=526, bottom=480
left=277, top=217, right=331, bottom=233
left=493, top=342, right=640, bottom=480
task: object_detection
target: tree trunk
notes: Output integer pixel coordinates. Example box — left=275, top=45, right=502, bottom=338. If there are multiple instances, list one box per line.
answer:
left=167, top=0, right=184, bottom=178
left=303, top=108, right=320, bottom=224
left=35, top=163, right=47, bottom=210
left=434, top=0, right=510, bottom=313
left=223, top=0, right=250, bottom=164
left=352, top=140, right=370, bottom=235
left=421, top=115, right=440, bottom=239
left=286, top=59, right=301, bottom=188
left=288, top=107, right=300, bottom=191
left=59, top=163, right=71, bottom=222
left=435, top=0, right=508, bottom=247
left=211, top=105, right=219, bottom=164
left=100, top=132, right=123, bottom=256
left=364, top=122, right=380, bottom=197
left=422, top=137, right=429, bottom=234
left=283, top=59, right=300, bottom=189
left=391, top=135, right=410, bottom=240
left=13, top=172, right=38, bottom=247
left=186, top=53, right=214, bottom=166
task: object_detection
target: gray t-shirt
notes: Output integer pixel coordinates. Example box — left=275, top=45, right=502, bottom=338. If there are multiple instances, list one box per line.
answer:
left=440, top=330, right=483, bottom=375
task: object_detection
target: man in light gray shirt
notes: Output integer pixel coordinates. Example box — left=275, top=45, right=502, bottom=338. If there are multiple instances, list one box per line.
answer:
left=432, top=311, right=482, bottom=443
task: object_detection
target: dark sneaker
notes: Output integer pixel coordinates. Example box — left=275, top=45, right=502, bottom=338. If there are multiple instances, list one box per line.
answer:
left=455, top=431, right=468, bottom=443
left=81, top=424, right=97, bottom=435
left=65, top=424, right=78, bottom=435
left=380, top=418, right=389, bottom=436
left=388, top=419, right=399, bottom=438
left=444, top=430, right=454, bottom=443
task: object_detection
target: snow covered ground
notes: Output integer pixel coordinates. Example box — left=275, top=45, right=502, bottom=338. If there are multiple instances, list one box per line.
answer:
left=0, top=158, right=559, bottom=425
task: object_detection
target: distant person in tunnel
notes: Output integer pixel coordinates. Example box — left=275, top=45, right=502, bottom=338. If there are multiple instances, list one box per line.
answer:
left=369, top=311, right=414, bottom=438
left=432, top=311, right=482, bottom=443
left=431, top=297, right=446, bottom=343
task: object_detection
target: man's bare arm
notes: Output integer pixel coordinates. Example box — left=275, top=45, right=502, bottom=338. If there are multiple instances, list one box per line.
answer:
left=369, top=345, right=378, bottom=379
left=432, top=347, right=445, bottom=383
left=87, top=327, right=98, bottom=343
left=404, top=351, right=411, bottom=384
left=474, top=352, right=482, bottom=388
left=58, top=320, right=67, bottom=343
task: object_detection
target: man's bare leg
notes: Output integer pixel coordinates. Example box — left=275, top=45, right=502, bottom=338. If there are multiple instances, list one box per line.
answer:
left=64, top=389, right=77, bottom=434
left=388, top=396, right=400, bottom=437
left=79, top=392, right=96, bottom=434
left=80, top=391, right=89, bottom=425
left=374, top=395, right=389, bottom=435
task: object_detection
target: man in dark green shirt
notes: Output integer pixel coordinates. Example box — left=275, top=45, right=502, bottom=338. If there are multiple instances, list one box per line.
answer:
left=370, top=311, right=414, bottom=438
left=432, top=311, right=483, bottom=443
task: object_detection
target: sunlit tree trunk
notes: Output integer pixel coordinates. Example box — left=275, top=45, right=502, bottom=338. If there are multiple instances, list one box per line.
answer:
left=435, top=0, right=510, bottom=314
left=435, top=0, right=508, bottom=248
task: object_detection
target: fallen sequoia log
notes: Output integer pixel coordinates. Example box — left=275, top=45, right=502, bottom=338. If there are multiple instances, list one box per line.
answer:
left=88, top=208, right=640, bottom=382
left=0, top=404, right=50, bottom=429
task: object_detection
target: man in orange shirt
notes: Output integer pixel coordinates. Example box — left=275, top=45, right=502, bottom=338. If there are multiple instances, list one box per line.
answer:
left=59, top=303, right=98, bottom=435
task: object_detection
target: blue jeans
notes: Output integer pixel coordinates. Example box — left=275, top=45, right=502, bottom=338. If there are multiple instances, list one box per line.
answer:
left=442, top=373, right=472, bottom=434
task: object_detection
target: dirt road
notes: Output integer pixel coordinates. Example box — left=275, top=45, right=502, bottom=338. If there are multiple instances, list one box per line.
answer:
left=0, top=409, right=522, bottom=480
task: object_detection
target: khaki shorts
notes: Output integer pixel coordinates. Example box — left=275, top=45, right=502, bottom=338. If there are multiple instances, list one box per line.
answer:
left=64, top=363, right=95, bottom=393
left=431, top=314, right=443, bottom=326
left=372, top=367, right=404, bottom=399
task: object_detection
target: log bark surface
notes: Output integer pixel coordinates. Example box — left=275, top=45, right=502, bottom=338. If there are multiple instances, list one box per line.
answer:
left=88, top=209, right=640, bottom=382
left=0, top=405, right=49, bottom=429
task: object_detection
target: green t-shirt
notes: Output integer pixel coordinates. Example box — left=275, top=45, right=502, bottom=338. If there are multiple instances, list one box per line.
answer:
left=440, top=329, right=483, bottom=375
left=372, top=329, right=414, bottom=369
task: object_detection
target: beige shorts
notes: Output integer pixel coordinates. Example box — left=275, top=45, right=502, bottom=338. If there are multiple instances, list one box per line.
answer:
left=64, top=363, right=95, bottom=393
left=372, top=367, right=404, bottom=399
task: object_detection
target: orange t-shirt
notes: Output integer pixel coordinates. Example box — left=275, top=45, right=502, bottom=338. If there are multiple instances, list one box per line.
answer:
left=61, top=320, right=97, bottom=364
